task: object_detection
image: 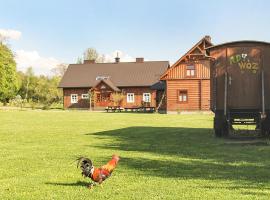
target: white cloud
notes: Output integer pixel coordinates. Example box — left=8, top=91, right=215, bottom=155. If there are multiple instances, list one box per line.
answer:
left=102, top=50, right=135, bottom=62
left=0, top=29, right=22, bottom=41
left=15, top=50, right=61, bottom=75
left=0, top=29, right=61, bottom=75
left=14, top=49, right=137, bottom=75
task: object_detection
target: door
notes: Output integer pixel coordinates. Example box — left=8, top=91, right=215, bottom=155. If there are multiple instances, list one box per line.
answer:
left=96, top=92, right=111, bottom=107
left=227, top=47, right=261, bottom=109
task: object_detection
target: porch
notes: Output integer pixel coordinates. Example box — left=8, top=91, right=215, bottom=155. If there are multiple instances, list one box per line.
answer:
left=105, top=105, right=156, bottom=113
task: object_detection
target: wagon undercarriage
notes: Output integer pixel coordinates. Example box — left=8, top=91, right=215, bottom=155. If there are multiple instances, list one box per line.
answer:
left=214, top=110, right=270, bottom=137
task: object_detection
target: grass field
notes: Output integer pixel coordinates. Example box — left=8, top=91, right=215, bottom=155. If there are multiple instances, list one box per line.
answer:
left=0, top=110, right=270, bottom=199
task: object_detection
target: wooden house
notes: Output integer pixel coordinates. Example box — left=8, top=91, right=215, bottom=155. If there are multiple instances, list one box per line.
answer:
left=58, top=57, right=169, bottom=110
left=160, top=36, right=213, bottom=112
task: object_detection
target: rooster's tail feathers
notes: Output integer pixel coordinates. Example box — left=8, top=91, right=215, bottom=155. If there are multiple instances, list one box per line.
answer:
left=76, top=157, right=93, bottom=177
left=76, top=157, right=92, bottom=167
left=101, top=155, right=120, bottom=173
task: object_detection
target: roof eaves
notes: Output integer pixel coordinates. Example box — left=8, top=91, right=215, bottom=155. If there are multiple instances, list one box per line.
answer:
left=160, top=36, right=213, bottom=80
left=206, top=40, right=270, bottom=50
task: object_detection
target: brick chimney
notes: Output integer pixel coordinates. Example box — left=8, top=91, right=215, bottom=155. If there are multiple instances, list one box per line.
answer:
left=84, top=59, right=95, bottom=64
left=136, top=57, right=144, bottom=63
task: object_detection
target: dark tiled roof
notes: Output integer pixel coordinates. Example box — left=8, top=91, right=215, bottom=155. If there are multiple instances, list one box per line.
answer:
left=59, top=61, right=169, bottom=88
left=150, top=81, right=166, bottom=90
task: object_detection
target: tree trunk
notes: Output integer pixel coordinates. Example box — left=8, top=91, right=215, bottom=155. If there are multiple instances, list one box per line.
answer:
left=156, top=91, right=166, bottom=112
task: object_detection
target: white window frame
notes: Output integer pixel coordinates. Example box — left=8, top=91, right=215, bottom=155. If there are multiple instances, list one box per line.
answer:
left=186, top=65, right=195, bottom=77
left=143, top=93, right=151, bottom=102
left=178, top=91, right=188, bottom=102
left=127, top=93, right=135, bottom=103
left=190, top=69, right=195, bottom=76
left=96, top=76, right=110, bottom=81
left=71, top=94, right=78, bottom=104
left=81, top=94, right=89, bottom=99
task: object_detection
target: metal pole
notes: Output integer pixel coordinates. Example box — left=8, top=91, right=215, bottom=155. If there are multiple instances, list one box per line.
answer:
left=224, top=72, right=228, bottom=116
left=262, top=70, right=265, bottom=117
left=224, top=47, right=228, bottom=117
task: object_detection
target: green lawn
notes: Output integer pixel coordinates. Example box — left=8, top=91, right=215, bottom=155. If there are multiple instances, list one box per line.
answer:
left=0, top=110, right=270, bottom=199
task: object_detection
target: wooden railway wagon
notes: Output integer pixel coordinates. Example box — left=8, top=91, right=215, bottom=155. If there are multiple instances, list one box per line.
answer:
left=207, top=41, right=270, bottom=137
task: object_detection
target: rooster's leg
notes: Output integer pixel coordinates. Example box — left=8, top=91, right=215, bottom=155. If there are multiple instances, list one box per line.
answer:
left=88, top=182, right=96, bottom=189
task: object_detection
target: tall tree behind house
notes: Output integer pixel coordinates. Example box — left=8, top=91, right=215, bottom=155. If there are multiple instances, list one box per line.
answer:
left=0, top=43, right=19, bottom=104
left=82, top=48, right=105, bottom=63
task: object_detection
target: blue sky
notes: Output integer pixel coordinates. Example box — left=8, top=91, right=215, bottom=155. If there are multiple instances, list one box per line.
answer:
left=1, top=0, right=270, bottom=74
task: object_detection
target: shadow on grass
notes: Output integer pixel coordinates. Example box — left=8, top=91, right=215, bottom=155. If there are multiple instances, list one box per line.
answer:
left=89, top=126, right=270, bottom=161
left=90, top=127, right=214, bottom=157
left=119, top=156, right=265, bottom=180
left=45, top=181, right=89, bottom=187
left=86, top=126, right=270, bottom=186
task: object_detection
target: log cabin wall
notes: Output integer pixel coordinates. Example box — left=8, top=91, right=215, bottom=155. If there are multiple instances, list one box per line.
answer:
left=165, top=61, right=210, bottom=111
left=120, top=87, right=156, bottom=108
left=63, top=88, right=90, bottom=109
left=163, top=60, right=210, bottom=79
left=63, top=87, right=157, bottom=109
left=161, top=36, right=212, bottom=112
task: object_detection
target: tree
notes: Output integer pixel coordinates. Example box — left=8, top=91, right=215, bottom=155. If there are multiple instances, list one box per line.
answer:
left=25, top=67, right=34, bottom=100
left=88, top=89, right=96, bottom=111
left=17, top=67, right=37, bottom=101
left=97, top=54, right=106, bottom=63
left=76, top=57, right=83, bottom=64
left=9, top=95, right=26, bottom=109
left=33, top=75, right=62, bottom=108
left=81, top=48, right=106, bottom=63
left=84, top=48, right=98, bottom=61
left=111, top=92, right=124, bottom=106
left=0, top=43, right=19, bottom=104
left=51, top=63, right=68, bottom=77
left=0, top=35, right=8, bottom=44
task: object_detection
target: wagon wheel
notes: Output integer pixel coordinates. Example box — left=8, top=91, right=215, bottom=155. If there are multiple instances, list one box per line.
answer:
left=214, top=114, right=227, bottom=137
left=214, top=115, right=221, bottom=137
left=221, top=118, right=229, bottom=137
left=214, top=113, right=230, bottom=138
left=261, top=116, right=270, bottom=137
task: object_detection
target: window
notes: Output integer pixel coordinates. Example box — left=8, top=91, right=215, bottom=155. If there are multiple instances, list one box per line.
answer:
left=71, top=94, right=78, bottom=103
left=81, top=94, right=89, bottom=99
left=186, top=65, right=195, bottom=77
left=143, top=93, right=151, bottom=102
left=96, top=76, right=110, bottom=81
left=96, top=93, right=110, bottom=102
left=127, top=93, right=135, bottom=103
left=178, top=90, right=188, bottom=102
left=96, top=94, right=101, bottom=102
left=100, top=84, right=106, bottom=89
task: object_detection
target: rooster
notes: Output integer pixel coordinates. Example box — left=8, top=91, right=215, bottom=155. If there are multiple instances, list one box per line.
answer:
left=77, top=155, right=120, bottom=189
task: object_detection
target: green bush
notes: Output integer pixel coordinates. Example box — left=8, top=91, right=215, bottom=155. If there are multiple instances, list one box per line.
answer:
left=42, top=104, right=50, bottom=110
left=9, top=95, right=26, bottom=109
left=28, top=99, right=37, bottom=110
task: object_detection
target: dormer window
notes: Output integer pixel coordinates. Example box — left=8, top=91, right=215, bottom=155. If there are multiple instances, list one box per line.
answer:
left=96, top=76, right=110, bottom=81
left=186, top=65, right=195, bottom=77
